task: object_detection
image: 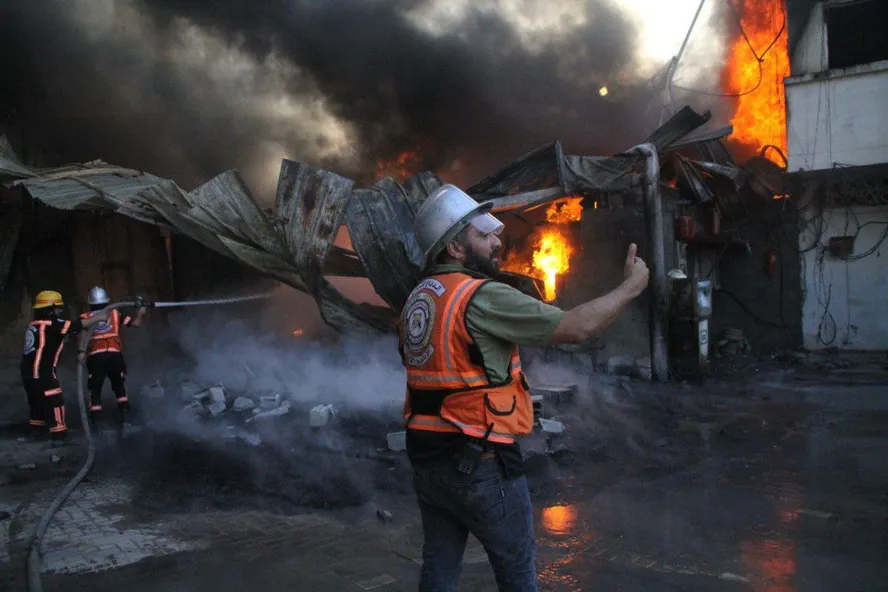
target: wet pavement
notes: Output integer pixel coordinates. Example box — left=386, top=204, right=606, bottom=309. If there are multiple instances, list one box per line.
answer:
left=1, top=355, right=887, bottom=591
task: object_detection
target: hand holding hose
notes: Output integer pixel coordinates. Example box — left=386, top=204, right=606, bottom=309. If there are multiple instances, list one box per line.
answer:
left=135, top=295, right=155, bottom=309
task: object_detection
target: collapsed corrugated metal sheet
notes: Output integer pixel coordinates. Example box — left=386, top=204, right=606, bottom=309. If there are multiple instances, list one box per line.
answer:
left=0, top=138, right=652, bottom=331
left=1, top=103, right=767, bottom=332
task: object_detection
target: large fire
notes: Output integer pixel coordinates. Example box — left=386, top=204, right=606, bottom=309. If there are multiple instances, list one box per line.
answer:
left=376, top=150, right=422, bottom=180
left=502, top=197, right=582, bottom=302
left=723, top=0, right=789, bottom=164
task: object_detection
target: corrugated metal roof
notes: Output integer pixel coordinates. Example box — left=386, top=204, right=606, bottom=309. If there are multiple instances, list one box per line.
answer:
left=20, top=171, right=167, bottom=211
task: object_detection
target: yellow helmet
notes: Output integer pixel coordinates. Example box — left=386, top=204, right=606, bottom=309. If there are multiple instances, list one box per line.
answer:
left=33, top=290, right=64, bottom=309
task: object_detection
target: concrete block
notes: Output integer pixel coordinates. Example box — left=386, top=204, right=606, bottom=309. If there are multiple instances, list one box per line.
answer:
left=309, top=404, right=336, bottom=427
left=386, top=431, right=406, bottom=452
left=247, top=401, right=291, bottom=422
left=233, top=397, right=255, bottom=412
left=208, top=386, right=226, bottom=404
left=259, top=393, right=282, bottom=410
left=207, top=401, right=226, bottom=417
left=538, top=418, right=565, bottom=434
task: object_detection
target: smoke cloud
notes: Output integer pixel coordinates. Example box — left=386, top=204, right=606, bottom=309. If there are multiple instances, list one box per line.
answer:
left=0, top=0, right=689, bottom=200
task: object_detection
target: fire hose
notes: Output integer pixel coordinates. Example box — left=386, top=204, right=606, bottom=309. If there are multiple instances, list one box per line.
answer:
left=26, top=292, right=273, bottom=592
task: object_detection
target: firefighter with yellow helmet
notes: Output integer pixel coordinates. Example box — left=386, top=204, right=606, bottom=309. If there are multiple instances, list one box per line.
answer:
left=399, top=185, right=650, bottom=590
left=21, top=291, right=107, bottom=440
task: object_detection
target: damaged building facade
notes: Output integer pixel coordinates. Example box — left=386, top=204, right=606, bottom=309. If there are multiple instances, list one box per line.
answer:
left=786, top=0, right=888, bottom=350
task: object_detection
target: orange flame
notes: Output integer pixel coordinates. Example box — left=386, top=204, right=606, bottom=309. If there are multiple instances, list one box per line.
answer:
left=723, top=0, right=789, bottom=164
left=502, top=197, right=581, bottom=301
left=534, top=229, right=573, bottom=302
left=292, top=328, right=304, bottom=337
left=376, top=150, right=422, bottom=181
left=545, top=197, right=584, bottom=224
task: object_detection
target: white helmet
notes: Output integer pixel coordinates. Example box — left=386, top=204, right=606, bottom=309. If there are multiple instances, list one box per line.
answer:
left=414, top=184, right=503, bottom=270
left=87, top=286, right=110, bottom=306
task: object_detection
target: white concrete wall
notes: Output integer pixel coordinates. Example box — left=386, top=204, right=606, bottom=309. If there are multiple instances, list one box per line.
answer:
left=801, top=205, right=888, bottom=350
left=786, top=61, right=888, bottom=172
left=791, top=2, right=827, bottom=76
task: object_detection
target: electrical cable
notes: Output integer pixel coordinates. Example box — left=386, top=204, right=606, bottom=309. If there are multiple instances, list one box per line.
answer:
left=673, top=0, right=787, bottom=98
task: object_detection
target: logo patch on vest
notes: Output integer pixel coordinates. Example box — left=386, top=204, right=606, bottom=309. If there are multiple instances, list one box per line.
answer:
left=23, top=326, right=36, bottom=355
left=404, top=292, right=436, bottom=367
left=91, top=311, right=113, bottom=335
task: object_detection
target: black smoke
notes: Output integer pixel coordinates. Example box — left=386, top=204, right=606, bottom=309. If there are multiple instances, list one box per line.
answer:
left=1, top=0, right=659, bottom=197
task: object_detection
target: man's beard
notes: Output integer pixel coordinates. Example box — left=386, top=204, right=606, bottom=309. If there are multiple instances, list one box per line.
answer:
left=464, top=245, right=500, bottom=278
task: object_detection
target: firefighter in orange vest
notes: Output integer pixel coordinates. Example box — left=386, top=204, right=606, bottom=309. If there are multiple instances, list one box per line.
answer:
left=21, top=291, right=108, bottom=440
left=77, top=286, right=146, bottom=418
left=400, top=185, right=649, bottom=591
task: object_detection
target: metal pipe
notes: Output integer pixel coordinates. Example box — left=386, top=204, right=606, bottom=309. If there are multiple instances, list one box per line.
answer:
left=630, top=143, right=669, bottom=382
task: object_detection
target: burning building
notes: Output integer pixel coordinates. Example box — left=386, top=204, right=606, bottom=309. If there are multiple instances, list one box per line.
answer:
left=0, top=0, right=834, bottom=379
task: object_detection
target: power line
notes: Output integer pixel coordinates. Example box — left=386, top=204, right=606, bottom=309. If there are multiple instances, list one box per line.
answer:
left=672, top=0, right=786, bottom=98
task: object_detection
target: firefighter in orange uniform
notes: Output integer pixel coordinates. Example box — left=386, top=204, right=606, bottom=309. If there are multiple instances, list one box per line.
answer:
left=78, top=286, right=146, bottom=418
left=401, top=185, right=650, bottom=591
left=21, top=291, right=107, bottom=440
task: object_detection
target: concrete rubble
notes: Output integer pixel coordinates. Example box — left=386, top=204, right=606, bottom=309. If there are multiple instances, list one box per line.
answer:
left=538, top=418, right=565, bottom=435
left=233, top=397, right=256, bottom=412
left=386, top=431, right=406, bottom=452
left=247, top=401, right=292, bottom=423
left=309, top=404, right=336, bottom=427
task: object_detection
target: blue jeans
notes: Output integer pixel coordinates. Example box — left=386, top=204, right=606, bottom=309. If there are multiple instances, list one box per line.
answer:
left=412, top=456, right=538, bottom=591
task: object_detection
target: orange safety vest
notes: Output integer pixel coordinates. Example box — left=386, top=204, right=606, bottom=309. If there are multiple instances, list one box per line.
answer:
left=80, top=309, right=124, bottom=355
left=399, top=272, right=533, bottom=445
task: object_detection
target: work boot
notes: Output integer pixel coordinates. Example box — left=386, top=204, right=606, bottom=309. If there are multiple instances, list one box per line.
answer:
left=50, top=432, right=68, bottom=448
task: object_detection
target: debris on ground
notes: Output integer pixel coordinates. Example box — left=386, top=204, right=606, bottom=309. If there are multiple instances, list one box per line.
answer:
left=376, top=509, right=393, bottom=522
left=716, top=327, right=751, bottom=356
left=247, top=401, right=292, bottom=422
left=259, top=393, right=283, bottom=410
left=386, top=431, right=406, bottom=452
left=49, top=454, right=61, bottom=463
left=17, top=463, right=36, bottom=470
left=207, top=401, right=227, bottom=418
left=538, top=418, right=565, bottom=435
left=233, top=396, right=256, bottom=412
left=309, top=404, right=336, bottom=427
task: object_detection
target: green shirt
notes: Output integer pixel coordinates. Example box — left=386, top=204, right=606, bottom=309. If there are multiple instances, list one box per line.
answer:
left=427, top=264, right=565, bottom=383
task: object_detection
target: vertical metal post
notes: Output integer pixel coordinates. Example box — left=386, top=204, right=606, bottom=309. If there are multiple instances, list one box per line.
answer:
left=630, top=143, right=669, bottom=381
